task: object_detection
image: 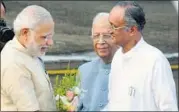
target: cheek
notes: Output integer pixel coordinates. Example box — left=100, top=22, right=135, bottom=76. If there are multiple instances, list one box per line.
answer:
left=112, top=31, right=120, bottom=39
left=26, top=35, right=34, bottom=44
left=29, top=37, right=41, bottom=48
left=96, top=44, right=111, bottom=54
left=93, top=42, right=98, bottom=51
left=115, top=31, right=126, bottom=40
left=111, top=32, right=120, bottom=43
left=34, top=37, right=45, bottom=46
left=34, top=37, right=41, bottom=44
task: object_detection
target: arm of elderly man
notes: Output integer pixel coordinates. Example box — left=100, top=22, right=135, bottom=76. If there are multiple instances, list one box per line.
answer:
left=1, top=63, right=40, bottom=111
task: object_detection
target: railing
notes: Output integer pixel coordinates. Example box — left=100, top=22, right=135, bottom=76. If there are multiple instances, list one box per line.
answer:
left=47, top=69, right=78, bottom=75
left=45, top=52, right=178, bottom=75
left=47, top=64, right=178, bottom=75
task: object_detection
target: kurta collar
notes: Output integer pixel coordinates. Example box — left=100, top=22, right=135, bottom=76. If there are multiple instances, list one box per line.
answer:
left=12, top=37, right=35, bottom=58
left=99, top=58, right=111, bottom=70
left=121, top=37, right=145, bottom=58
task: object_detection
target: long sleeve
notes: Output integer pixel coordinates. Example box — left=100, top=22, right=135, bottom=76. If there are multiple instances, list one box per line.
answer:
left=152, top=56, right=178, bottom=111
left=1, top=63, right=40, bottom=111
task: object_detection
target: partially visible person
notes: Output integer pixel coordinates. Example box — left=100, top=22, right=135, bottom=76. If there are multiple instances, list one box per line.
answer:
left=75, top=12, right=118, bottom=111
left=106, top=1, right=178, bottom=111
left=1, top=5, right=57, bottom=111
left=0, top=1, right=14, bottom=52
left=0, top=1, right=6, bottom=19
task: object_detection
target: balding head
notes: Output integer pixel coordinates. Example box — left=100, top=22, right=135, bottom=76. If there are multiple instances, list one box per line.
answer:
left=91, top=12, right=118, bottom=63
left=13, top=5, right=54, bottom=36
left=91, top=12, right=110, bottom=35
left=92, top=12, right=109, bottom=26
left=91, top=12, right=110, bottom=36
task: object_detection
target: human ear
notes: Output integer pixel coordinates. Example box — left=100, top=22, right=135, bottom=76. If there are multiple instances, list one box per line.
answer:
left=20, top=28, right=30, bottom=41
left=129, top=26, right=137, bottom=36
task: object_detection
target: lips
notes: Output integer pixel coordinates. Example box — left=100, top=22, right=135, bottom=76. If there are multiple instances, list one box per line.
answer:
left=97, top=48, right=108, bottom=52
left=97, top=44, right=108, bottom=51
left=41, top=47, right=48, bottom=52
left=97, top=46, right=108, bottom=49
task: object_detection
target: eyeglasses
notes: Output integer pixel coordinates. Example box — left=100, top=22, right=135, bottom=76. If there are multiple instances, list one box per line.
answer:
left=110, top=23, right=127, bottom=31
left=92, top=33, right=112, bottom=42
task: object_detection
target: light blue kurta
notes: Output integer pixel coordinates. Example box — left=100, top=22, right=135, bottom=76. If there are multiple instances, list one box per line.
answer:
left=77, top=57, right=111, bottom=111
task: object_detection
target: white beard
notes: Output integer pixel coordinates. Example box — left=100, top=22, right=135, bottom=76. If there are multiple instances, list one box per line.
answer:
left=26, top=41, right=45, bottom=57
left=25, top=32, right=46, bottom=57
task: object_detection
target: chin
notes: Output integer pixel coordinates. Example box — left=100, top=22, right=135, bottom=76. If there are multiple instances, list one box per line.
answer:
left=98, top=53, right=109, bottom=58
left=34, top=52, right=46, bottom=57
left=39, top=52, right=46, bottom=57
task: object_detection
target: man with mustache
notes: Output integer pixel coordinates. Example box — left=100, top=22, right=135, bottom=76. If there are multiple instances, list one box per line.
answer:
left=1, top=5, right=57, bottom=111
left=76, top=12, right=118, bottom=111
left=106, top=1, right=178, bottom=111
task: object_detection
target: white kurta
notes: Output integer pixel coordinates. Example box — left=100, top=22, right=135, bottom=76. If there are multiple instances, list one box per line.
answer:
left=1, top=38, right=57, bottom=111
left=107, top=37, right=178, bottom=111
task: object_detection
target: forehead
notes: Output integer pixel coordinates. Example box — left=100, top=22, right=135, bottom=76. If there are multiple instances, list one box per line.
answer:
left=92, top=24, right=111, bottom=34
left=34, top=22, right=54, bottom=35
left=109, top=6, right=126, bottom=26
left=92, top=18, right=111, bottom=33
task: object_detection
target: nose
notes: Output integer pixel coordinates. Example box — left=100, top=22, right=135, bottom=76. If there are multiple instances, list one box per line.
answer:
left=97, top=35, right=105, bottom=44
left=46, top=38, right=54, bottom=46
left=109, top=29, right=114, bottom=35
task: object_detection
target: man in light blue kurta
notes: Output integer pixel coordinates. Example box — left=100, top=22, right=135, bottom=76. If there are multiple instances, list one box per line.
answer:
left=76, top=12, right=118, bottom=111
left=78, top=57, right=111, bottom=111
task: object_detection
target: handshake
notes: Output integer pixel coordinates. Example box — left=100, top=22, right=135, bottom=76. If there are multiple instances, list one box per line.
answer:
left=56, top=86, right=81, bottom=111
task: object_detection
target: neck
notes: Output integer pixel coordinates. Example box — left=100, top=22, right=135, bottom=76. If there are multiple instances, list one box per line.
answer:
left=122, top=34, right=141, bottom=53
left=102, top=57, right=112, bottom=64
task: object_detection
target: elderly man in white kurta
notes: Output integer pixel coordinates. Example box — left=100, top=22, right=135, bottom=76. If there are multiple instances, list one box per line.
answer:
left=105, top=1, right=178, bottom=111
left=1, top=5, right=57, bottom=111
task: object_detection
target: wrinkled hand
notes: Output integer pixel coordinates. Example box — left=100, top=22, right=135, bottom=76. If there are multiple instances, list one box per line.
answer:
left=66, top=90, right=79, bottom=112
left=65, top=88, right=80, bottom=111
left=67, top=105, right=75, bottom=112
left=66, top=90, right=75, bottom=102
left=66, top=97, right=78, bottom=112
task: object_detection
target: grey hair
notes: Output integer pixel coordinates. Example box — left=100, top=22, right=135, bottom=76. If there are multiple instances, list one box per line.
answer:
left=115, top=1, right=146, bottom=31
left=13, top=5, right=54, bottom=37
left=91, top=12, right=110, bottom=36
